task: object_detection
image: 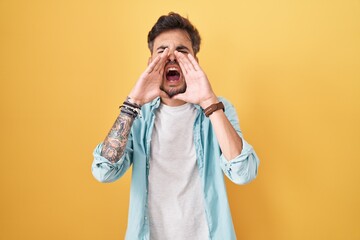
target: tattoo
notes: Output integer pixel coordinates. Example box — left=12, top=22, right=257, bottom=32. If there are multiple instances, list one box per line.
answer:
left=101, top=112, right=135, bottom=163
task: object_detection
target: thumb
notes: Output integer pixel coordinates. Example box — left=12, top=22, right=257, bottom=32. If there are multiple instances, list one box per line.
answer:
left=159, top=90, right=170, bottom=100
left=172, top=93, right=187, bottom=102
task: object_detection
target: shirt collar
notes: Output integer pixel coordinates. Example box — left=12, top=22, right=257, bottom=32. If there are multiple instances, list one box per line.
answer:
left=149, top=97, right=202, bottom=111
left=150, top=97, right=161, bottom=112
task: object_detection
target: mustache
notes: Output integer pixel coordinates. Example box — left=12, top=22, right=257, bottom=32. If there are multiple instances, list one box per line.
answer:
left=165, top=60, right=179, bottom=67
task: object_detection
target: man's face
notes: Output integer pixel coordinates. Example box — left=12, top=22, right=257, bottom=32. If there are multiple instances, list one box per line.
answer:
left=151, top=29, right=195, bottom=98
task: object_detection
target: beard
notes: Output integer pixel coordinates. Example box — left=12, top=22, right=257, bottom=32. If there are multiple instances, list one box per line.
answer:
left=161, top=82, right=187, bottom=98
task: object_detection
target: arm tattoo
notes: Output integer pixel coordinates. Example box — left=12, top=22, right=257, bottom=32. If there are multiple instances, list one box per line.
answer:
left=101, top=112, right=135, bottom=163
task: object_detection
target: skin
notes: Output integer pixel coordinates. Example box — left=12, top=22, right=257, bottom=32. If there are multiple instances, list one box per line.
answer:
left=101, top=114, right=134, bottom=163
left=129, top=29, right=217, bottom=108
left=101, top=29, right=243, bottom=163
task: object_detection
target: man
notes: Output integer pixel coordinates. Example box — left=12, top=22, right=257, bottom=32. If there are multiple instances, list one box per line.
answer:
left=92, top=12, right=260, bottom=240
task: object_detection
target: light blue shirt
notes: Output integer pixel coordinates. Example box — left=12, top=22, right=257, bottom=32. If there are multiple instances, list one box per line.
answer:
left=92, top=97, right=260, bottom=240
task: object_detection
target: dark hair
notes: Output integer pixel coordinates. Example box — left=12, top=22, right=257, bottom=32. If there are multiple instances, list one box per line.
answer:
left=147, top=12, right=201, bottom=55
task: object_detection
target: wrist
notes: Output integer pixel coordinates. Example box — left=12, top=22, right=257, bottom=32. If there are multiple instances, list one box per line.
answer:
left=119, top=97, right=142, bottom=119
left=200, top=94, right=218, bottom=109
left=203, top=102, right=225, bottom=117
left=127, top=94, right=143, bottom=106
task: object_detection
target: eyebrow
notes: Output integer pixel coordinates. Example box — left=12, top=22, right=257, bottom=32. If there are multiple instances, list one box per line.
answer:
left=156, top=45, right=191, bottom=52
left=156, top=45, right=168, bottom=51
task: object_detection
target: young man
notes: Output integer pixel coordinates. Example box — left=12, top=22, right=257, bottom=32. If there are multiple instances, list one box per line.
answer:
left=92, top=12, right=260, bottom=240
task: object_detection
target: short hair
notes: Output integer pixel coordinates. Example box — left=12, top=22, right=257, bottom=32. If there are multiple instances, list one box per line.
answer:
left=147, top=12, right=201, bottom=55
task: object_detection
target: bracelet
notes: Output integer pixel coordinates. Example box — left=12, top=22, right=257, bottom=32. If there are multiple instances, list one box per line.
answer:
left=121, top=107, right=137, bottom=118
left=203, top=102, right=225, bottom=117
left=119, top=97, right=142, bottom=119
left=120, top=105, right=137, bottom=118
left=126, top=97, right=142, bottom=108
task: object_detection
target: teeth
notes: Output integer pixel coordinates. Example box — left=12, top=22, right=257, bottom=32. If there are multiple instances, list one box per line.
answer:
left=167, top=67, right=178, bottom=73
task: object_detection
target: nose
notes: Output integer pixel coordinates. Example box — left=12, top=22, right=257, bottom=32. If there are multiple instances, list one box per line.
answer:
left=167, top=51, right=177, bottom=63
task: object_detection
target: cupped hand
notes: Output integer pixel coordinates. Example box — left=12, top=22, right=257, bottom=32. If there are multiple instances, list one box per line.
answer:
left=128, top=48, right=170, bottom=105
left=172, top=51, right=218, bottom=108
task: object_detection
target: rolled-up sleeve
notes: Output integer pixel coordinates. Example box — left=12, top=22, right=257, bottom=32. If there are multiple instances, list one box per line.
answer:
left=91, top=136, right=133, bottom=183
left=220, top=138, right=259, bottom=184
left=218, top=97, right=260, bottom=185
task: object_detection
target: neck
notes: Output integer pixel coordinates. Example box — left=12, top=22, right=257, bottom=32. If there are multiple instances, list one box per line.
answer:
left=161, top=97, right=187, bottom=107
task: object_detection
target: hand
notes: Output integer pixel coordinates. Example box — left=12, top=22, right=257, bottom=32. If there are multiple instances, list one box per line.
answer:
left=172, top=51, right=218, bottom=108
left=128, top=48, right=170, bottom=105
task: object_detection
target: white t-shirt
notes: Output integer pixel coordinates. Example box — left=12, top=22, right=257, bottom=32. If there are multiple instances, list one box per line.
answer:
left=148, top=103, right=209, bottom=240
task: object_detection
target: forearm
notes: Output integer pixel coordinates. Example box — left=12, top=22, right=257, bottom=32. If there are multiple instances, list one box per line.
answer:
left=201, top=97, right=243, bottom=161
left=101, top=112, right=135, bottom=163
left=209, top=110, right=243, bottom=160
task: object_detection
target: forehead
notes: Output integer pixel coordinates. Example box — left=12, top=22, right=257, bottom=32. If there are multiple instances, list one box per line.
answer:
left=153, top=29, right=192, bottom=48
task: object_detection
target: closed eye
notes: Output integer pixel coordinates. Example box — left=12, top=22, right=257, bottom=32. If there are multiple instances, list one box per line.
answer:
left=156, top=46, right=168, bottom=54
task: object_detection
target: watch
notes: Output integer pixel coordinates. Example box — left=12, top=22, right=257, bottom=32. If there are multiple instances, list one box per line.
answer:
left=204, top=102, right=225, bottom=117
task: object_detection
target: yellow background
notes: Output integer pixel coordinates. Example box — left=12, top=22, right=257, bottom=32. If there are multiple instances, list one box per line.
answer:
left=1, top=0, right=359, bottom=239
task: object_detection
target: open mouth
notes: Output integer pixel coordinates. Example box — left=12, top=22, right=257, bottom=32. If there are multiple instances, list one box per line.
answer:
left=166, top=67, right=181, bottom=81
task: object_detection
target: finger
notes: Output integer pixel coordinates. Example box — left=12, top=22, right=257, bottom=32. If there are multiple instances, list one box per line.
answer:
left=145, top=56, right=161, bottom=74
left=176, top=55, right=188, bottom=75
left=188, top=53, right=201, bottom=71
left=154, top=48, right=169, bottom=72
left=175, top=51, right=195, bottom=72
left=156, top=59, right=167, bottom=75
left=159, top=90, right=170, bottom=99
left=174, top=51, right=188, bottom=74
left=172, top=92, right=188, bottom=102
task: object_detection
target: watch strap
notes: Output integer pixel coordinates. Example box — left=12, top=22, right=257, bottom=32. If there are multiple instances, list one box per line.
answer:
left=204, top=102, right=225, bottom=117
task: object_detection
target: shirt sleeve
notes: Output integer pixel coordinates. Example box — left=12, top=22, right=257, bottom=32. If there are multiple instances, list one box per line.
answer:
left=218, top=98, right=260, bottom=185
left=91, top=133, right=133, bottom=183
